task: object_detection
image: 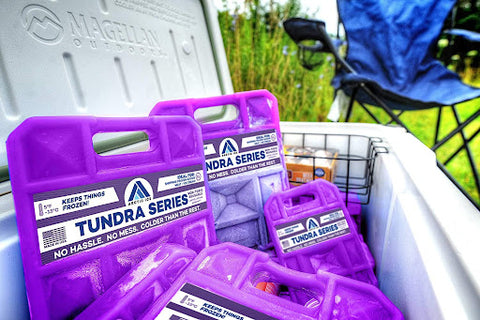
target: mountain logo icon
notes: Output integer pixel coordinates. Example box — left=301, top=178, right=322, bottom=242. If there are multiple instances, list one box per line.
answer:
left=124, top=178, right=154, bottom=205
left=128, top=181, right=151, bottom=201
left=21, top=5, right=64, bottom=44
left=219, top=138, right=238, bottom=156
left=306, top=218, right=319, bottom=230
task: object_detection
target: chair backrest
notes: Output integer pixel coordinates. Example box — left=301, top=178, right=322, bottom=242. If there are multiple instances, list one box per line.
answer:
left=338, top=0, right=456, bottom=87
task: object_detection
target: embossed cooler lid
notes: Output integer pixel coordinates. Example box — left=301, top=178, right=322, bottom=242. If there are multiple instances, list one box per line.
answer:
left=0, top=0, right=233, bottom=170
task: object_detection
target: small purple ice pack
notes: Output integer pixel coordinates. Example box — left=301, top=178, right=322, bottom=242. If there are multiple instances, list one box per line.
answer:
left=141, top=243, right=403, bottom=320
left=150, top=90, right=289, bottom=248
left=77, top=243, right=196, bottom=320
left=6, top=116, right=216, bottom=319
left=264, top=179, right=377, bottom=285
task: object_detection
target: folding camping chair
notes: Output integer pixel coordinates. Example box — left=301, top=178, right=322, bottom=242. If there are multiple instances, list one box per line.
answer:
left=284, top=0, right=480, bottom=208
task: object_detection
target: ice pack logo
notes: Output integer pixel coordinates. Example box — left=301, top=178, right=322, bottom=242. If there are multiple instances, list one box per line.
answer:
left=219, top=138, right=239, bottom=156
left=128, top=182, right=150, bottom=201
left=306, top=218, right=319, bottom=230
left=21, top=5, right=64, bottom=44
left=124, top=178, right=153, bottom=206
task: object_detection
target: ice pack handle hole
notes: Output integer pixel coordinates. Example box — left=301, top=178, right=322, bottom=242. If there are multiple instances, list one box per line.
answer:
left=193, top=104, right=239, bottom=124
left=93, top=131, right=150, bottom=155
left=283, top=193, right=316, bottom=208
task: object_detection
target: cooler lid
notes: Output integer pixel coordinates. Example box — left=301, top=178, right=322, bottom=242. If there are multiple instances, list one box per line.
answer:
left=0, top=0, right=233, bottom=172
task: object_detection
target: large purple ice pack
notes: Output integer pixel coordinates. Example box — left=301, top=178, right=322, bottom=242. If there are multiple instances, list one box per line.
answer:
left=150, top=90, right=289, bottom=248
left=264, top=179, right=377, bottom=285
left=77, top=243, right=196, bottom=320
left=6, top=116, right=216, bottom=319
left=141, top=243, right=403, bottom=320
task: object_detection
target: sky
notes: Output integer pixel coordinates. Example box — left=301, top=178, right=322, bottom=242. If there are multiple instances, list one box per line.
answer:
left=212, top=0, right=340, bottom=35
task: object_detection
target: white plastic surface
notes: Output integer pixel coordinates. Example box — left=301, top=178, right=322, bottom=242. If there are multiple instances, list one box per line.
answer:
left=281, top=122, right=480, bottom=319
left=0, top=0, right=233, bottom=167
left=0, top=191, right=29, bottom=319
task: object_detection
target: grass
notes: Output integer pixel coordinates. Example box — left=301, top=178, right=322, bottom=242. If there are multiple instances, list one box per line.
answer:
left=218, top=3, right=335, bottom=121
left=217, top=2, right=480, bottom=205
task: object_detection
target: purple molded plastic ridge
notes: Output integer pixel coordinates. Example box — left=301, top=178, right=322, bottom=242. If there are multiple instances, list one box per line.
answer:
left=264, top=179, right=377, bottom=285
left=77, top=243, right=196, bottom=320
left=142, top=243, right=403, bottom=320
left=6, top=116, right=216, bottom=319
left=150, top=90, right=289, bottom=248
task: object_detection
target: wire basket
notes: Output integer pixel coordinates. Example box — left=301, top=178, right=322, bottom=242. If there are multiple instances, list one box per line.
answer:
left=281, top=132, right=388, bottom=205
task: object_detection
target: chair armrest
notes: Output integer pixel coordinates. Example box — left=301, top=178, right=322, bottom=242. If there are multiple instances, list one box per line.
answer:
left=444, top=28, right=480, bottom=42
left=283, top=18, right=327, bottom=44
left=284, top=17, right=355, bottom=73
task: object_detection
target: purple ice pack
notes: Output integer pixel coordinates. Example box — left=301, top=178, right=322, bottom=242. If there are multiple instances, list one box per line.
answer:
left=6, top=116, right=216, bottom=319
left=150, top=90, right=289, bottom=248
left=141, top=243, right=403, bottom=320
left=290, top=185, right=362, bottom=232
left=264, top=179, right=377, bottom=285
left=77, top=243, right=196, bottom=320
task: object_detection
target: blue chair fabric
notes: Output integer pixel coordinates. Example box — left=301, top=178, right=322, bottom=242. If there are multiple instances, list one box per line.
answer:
left=333, top=0, right=480, bottom=110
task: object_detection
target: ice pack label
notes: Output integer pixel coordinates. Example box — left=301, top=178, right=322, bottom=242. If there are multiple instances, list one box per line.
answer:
left=275, top=208, right=351, bottom=253
left=203, top=129, right=281, bottom=181
left=33, top=165, right=207, bottom=265
left=157, top=283, right=277, bottom=320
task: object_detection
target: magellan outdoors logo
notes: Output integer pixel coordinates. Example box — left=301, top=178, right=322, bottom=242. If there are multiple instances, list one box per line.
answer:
left=21, top=4, right=64, bottom=44
left=219, top=138, right=239, bottom=157
left=124, top=178, right=153, bottom=206
left=306, top=217, right=319, bottom=230
left=19, top=4, right=168, bottom=57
